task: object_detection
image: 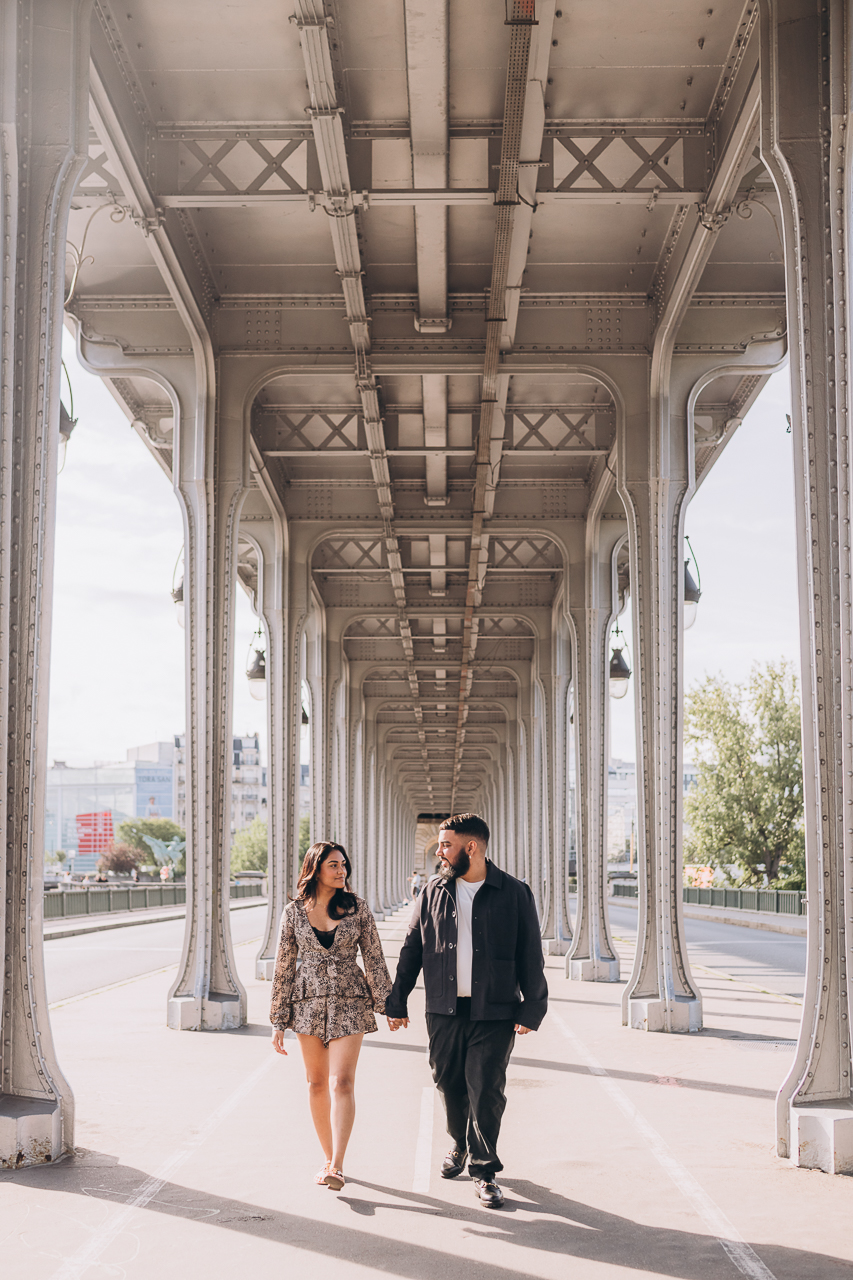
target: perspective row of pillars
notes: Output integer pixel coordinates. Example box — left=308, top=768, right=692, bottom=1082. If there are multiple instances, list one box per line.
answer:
left=1, top=0, right=852, bottom=1177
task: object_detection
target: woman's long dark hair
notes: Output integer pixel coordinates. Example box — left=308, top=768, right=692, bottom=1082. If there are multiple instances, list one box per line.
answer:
left=296, top=841, right=358, bottom=918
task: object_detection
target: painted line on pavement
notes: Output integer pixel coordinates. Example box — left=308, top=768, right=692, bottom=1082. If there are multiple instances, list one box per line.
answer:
left=50, top=1054, right=276, bottom=1280
left=551, top=1013, right=778, bottom=1280
left=610, top=935, right=803, bottom=1006
left=412, top=1085, right=435, bottom=1193
left=48, top=937, right=262, bottom=1011
left=690, top=964, right=803, bottom=1006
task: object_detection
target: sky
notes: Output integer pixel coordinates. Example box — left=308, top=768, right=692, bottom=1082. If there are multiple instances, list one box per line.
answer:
left=608, top=368, right=799, bottom=760
left=51, top=336, right=799, bottom=770
left=49, top=331, right=264, bottom=766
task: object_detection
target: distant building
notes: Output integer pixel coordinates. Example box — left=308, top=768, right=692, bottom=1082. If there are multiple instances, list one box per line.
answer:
left=300, top=762, right=310, bottom=819
left=607, top=759, right=697, bottom=861
left=45, top=741, right=175, bottom=873
left=173, top=733, right=268, bottom=835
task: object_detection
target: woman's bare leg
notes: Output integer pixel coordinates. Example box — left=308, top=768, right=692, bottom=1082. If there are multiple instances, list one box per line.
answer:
left=296, top=1034, right=332, bottom=1163
left=328, top=1033, right=364, bottom=1171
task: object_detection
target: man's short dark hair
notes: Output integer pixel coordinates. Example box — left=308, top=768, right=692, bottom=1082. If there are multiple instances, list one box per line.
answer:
left=440, top=813, right=490, bottom=846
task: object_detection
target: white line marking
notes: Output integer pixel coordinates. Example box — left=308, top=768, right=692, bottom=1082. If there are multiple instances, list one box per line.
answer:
left=47, top=938, right=263, bottom=1011
left=50, top=1054, right=276, bottom=1280
left=412, top=1085, right=435, bottom=1193
left=551, top=1014, right=777, bottom=1280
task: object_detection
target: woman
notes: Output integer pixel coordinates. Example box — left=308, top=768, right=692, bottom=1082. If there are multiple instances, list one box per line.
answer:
left=270, top=841, right=391, bottom=1190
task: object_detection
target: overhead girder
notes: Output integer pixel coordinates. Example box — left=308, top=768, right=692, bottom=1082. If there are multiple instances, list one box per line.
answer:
left=62, top=0, right=785, bottom=1013
left=7, top=0, right=821, bottom=1180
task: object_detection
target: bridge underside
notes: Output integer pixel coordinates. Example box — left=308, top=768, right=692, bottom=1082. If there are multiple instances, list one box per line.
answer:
left=1, top=0, right=852, bottom=1178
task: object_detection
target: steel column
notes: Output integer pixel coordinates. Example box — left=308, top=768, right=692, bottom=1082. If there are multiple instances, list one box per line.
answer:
left=760, top=0, right=853, bottom=1171
left=618, top=371, right=702, bottom=1034
left=567, top=526, right=622, bottom=983
left=167, top=361, right=249, bottom=1030
left=0, top=0, right=92, bottom=1168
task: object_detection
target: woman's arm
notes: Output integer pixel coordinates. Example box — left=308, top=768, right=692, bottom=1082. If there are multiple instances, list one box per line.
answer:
left=269, top=907, right=297, bottom=1030
left=357, top=902, right=392, bottom=1012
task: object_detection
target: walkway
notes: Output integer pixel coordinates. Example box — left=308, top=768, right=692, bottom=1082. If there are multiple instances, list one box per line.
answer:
left=2, top=911, right=850, bottom=1280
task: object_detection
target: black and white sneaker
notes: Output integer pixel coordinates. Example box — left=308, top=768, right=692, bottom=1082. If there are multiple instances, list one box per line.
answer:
left=473, top=1178, right=504, bottom=1208
left=440, top=1149, right=467, bottom=1179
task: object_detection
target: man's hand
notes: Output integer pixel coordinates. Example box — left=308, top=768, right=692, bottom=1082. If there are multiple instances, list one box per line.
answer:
left=514, top=1024, right=534, bottom=1035
left=271, top=1028, right=288, bottom=1055
left=387, top=1016, right=409, bottom=1031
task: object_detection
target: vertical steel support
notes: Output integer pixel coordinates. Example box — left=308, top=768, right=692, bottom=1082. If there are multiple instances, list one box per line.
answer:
left=567, top=525, right=621, bottom=982
left=0, top=0, right=92, bottom=1168
left=248, top=509, right=291, bottom=982
left=541, top=635, right=573, bottom=953
left=167, top=361, right=248, bottom=1029
left=760, top=0, right=853, bottom=1171
left=618, top=377, right=702, bottom=1034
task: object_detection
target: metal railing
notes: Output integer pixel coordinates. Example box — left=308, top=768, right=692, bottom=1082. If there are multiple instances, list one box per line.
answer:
left=43, top=882, right=263, bottom=920
left=611, top=882, right=806, bottom=916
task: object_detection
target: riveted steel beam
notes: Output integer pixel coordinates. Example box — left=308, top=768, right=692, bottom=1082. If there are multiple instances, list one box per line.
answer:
left=293, top=0, right=438, bottom=807
left=450, top=0, right=556, bottom=813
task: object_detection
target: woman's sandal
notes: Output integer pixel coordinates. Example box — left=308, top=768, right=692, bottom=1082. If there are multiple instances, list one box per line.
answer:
left=323, top=1167, right=345, bottom=1191
left=314, top=1162, right=332, bottom=1185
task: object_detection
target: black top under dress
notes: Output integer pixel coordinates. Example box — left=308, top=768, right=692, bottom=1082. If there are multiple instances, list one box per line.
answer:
left=312, top=925, right=338, bottom=950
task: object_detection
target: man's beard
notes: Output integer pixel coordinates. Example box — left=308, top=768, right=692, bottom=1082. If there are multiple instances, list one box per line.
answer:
left=439, top=849, right=470, bottom=880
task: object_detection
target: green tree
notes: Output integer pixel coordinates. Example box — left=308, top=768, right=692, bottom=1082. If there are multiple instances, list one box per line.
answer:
left=98, top=843, right=141, bottom=875
left=117, top=818, right=185, bottom=858
left=116, top=818, right=187, bottom=876
left=298, top=814, right=311, bottom=866
left=684, top=660, right=804, bottom=888
left=230, top=816, right=268, bottom=873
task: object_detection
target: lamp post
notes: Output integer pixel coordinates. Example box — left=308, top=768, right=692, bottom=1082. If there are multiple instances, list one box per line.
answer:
left=58, top=360, right=77, bottom=472
left=247, top=648, right=266, bottom=700
left=171, top=577, right=185, bottom=629
left=683, top=560, right=701, bottom=630
left=171, top=550, right=185, bottom=628
left=246, top=629, right=266, bottom=700
left=609, top=645, right=631, bottom=699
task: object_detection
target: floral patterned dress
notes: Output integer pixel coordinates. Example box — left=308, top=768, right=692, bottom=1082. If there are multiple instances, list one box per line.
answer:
left=270, top=897, right=392, bottom=1044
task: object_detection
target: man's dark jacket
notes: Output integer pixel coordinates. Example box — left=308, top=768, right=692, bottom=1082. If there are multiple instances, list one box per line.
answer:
left=385, top=860, right=548, bottom=1030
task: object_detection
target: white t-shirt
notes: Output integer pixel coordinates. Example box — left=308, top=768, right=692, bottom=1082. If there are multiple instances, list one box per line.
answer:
left=455, top=877, right=484, bottom=997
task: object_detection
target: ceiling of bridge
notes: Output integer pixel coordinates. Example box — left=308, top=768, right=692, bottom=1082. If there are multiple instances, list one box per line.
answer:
left=69, top=0, right=783, bottom=817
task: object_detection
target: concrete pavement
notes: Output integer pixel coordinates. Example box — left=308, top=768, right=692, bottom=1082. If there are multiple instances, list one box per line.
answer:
left=44, top=904, right=270, bottom=1004
left=606, top=901, right=807, bottom=1001
left=610, top=893, right=807, bottom=937
left=2, top=908, right=851, bottom=1280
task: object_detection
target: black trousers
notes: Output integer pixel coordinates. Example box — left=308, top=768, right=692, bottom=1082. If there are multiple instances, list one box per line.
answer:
left=426, top=998, right=516, bottom=1181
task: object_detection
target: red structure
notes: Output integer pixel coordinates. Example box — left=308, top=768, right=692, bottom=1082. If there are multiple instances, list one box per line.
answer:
left=76, top=812, right=114, bottom=856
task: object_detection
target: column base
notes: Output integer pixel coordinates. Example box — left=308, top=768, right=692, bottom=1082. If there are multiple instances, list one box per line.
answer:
left=568, top=955, right=620, bottom=982
left=544, top=937, right=571, bottom=956
left=626, top=994, right=702, bottom=1033
left=0, top=1096, right=63, bottom=1169
left=791, top=1102, right=853, bottom=1174
left=167, top=993, right=245, bottom=1031
left=256, top=957, right=275, bottom=981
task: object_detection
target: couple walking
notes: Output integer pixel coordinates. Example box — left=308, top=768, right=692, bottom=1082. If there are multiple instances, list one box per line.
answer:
left=270, top=813, right=548, bottom=1207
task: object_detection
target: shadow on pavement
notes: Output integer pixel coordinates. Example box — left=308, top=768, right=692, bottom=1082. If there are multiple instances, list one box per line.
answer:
left=3, top=1155, right=849, bottom=1280
left=361, top=1036, right=777, bottom=1100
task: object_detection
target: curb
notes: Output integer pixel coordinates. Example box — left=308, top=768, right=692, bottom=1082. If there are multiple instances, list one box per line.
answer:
left=608, top=895, right=806, bottom=937
left=44, top=897, right=268, bottom=942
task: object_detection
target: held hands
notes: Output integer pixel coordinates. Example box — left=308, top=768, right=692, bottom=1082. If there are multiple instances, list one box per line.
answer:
left=271, top=1028, right=288, bottom=1055
left=386, top=1016, right=530, bottom=1033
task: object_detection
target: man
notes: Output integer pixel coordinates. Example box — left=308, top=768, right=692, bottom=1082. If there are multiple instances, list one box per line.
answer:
left=386, top=813, right=547, bottom=1209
